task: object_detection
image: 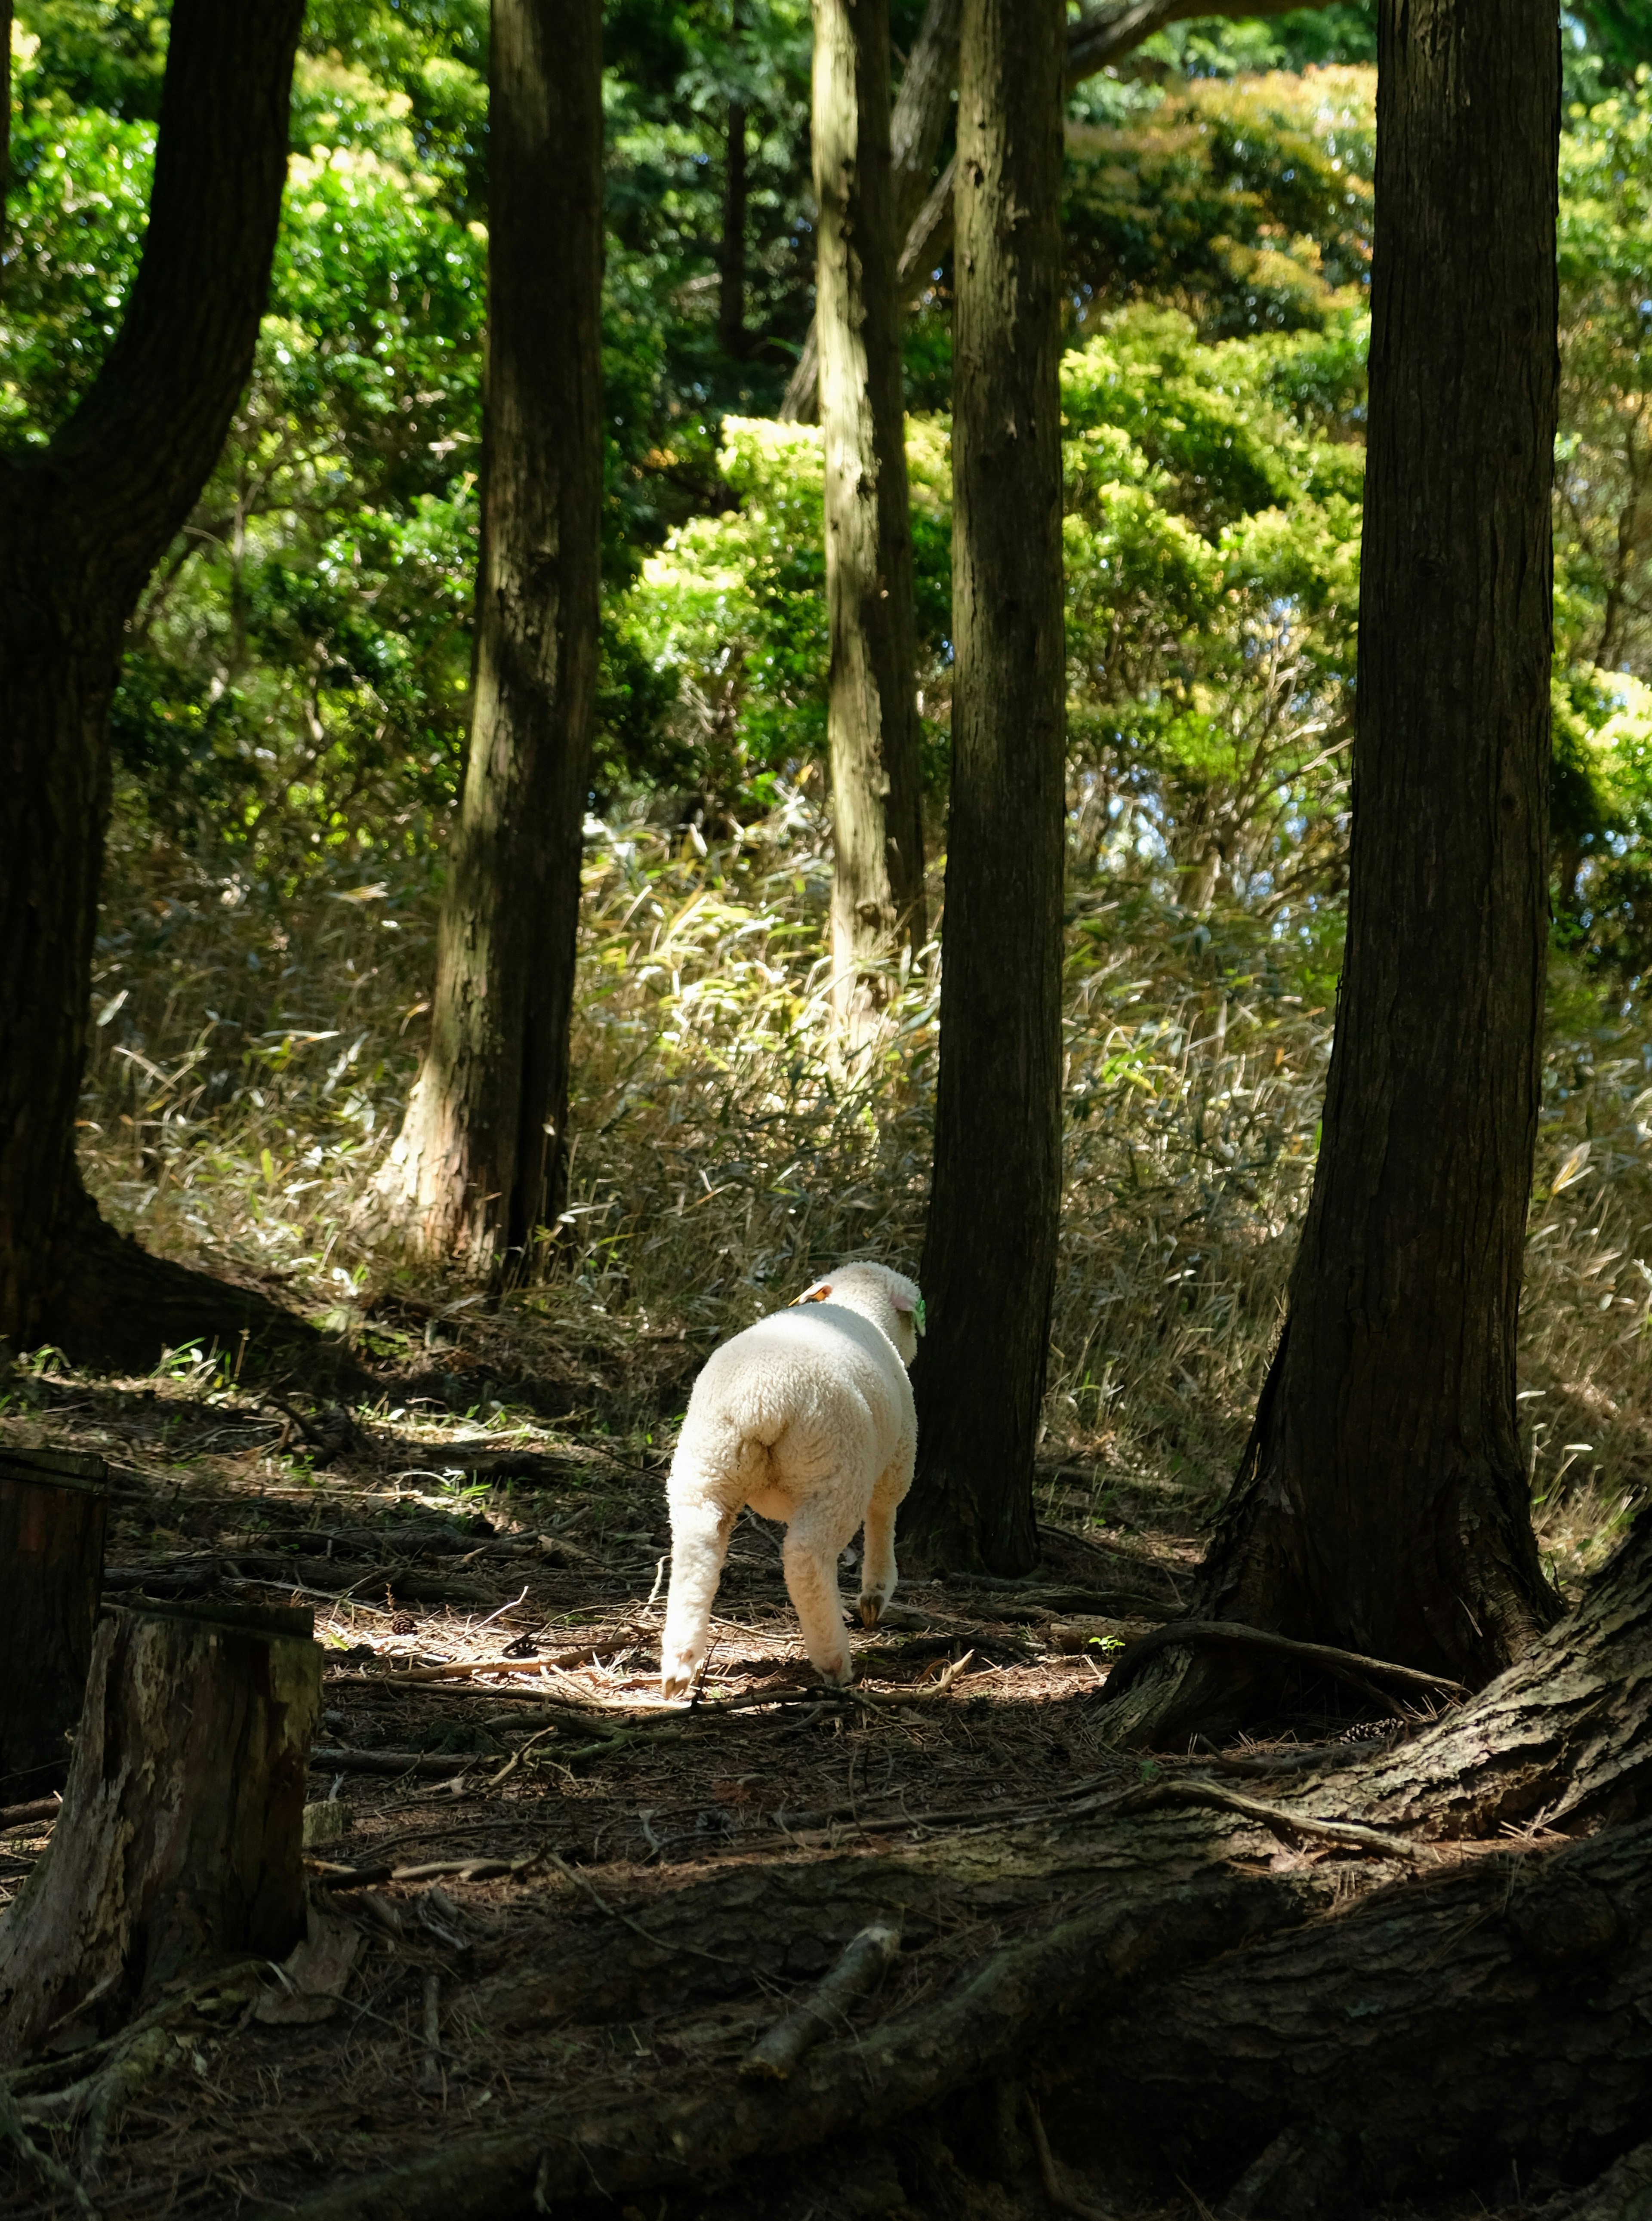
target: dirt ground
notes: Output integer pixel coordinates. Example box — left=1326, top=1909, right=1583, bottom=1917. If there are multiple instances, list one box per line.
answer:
left=0, top=1356, right=1532, bottom=2221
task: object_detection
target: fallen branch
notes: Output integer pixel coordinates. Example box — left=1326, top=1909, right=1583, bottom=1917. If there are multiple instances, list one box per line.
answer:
left=740, top=1923, right=901, bottom=2080
left=1142, top=1779, right=1433, bottom=1863
left=1107, top=1620, right=1468, bottom=1702
left=0, top=1798, right=59, bottom=1832
left=310, top=1749, right=483, bottom=1778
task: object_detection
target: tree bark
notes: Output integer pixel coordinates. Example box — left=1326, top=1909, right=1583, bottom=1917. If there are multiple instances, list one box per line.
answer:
left=903, top=0, right=1066, bottom=1573
left=721, top=93, right=749, bottom=360
left=1100, top=0, right=1564, bottom=1750
left=781, top=0, right=961, bottom=424
left=780, top=0, right=1327, bottom=424
left=1, top=0, right=12, bottom=277
left=816, top=0, right=928, bottom=1047
left=0, top=0, right=312, bottom=1371
left=368, top=0, right=604, bottom=1277
left=0, top=1600, right=320, bottom=2064
left=0, top=1449, right=107, bottom=1799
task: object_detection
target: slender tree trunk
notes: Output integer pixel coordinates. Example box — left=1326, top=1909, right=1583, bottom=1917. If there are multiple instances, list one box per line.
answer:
left=0, top=0, right=314, bottom=1372
left=904, top=0, right=1066, bottom=1573
left=721, top=102, right=748, bottom=360
left=1104, top=0, right=1563, bottom=1750
left=1, top=0, right=12, bottom=276
left=780, top=0, right=1321, bottom=424
left=781, top=0, right=960, bottom=425
left=815, top=0, right=927, bottom=1048
left=369, top=0, right=604, bottom=1277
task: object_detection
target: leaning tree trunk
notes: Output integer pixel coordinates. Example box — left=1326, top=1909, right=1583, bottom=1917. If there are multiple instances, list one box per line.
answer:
left=1102, top=0, right=1564, bottom=1750
left=0, top=1600, right=320, bottom=2063
left=0, top=0, right=318, bottom=1376
left=0, top=1448, right=108, bottom=1799
left=368, top=0, right=604, bottom=1277
left=904, top=0, right=1066, bottom=1574
left=815, top=0, right=927, bottom=1048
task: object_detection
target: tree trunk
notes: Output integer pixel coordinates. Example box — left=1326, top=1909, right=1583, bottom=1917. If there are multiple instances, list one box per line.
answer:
left=0, top=1600, right=320, bottom=2064
left=781, top=0, right=960, bottom=425
left=0, top=0, right=12, bottom=276
left=0, top=0, right=314, bottom=1373
left=721, top=93, right=749, bottom=360
left=779, top=0, right=1324, bottom=424
left=816, top=0, right=927, bottom=1050
left=368, top=0, right=604, bottom=1278
left=903, top=0, right=1066, bottom=1574
left=1100, top=0, right=1564, bottom=1750
left=0, top=1448, right=108, bottom=1799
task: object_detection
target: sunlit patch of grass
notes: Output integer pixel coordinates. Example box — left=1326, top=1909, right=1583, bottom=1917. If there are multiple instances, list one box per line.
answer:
left=79, top=803, right=1652, bottom=1571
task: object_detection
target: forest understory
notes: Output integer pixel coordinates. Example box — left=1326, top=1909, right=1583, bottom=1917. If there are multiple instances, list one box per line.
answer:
left=1, top=1289, right=1649, bottom=2221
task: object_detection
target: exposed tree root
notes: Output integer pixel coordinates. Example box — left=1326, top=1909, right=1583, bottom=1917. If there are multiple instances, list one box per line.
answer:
left=252, top=1512, right=1652, bottom=2221
left=37, top=1189, right=364, bottom=1384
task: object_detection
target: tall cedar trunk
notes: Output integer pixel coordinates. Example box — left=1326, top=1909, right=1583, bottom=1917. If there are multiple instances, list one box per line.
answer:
left=780, top=0, right=1319, bottom=425
left=1, top=0, right=12, bottom=273
left=780, top=0, right=960, bottom=425
left=721, top=95, right=749, bottom=359
left=904, top=0, right=1065, bottom=1573
left=1103, top=0, right=1563, bottom=1750
left=0, top=0, right=308, bottom=1367
left=368, top=0, right=604, bottom=1275
left=815, top=0, right=927, bottom=1044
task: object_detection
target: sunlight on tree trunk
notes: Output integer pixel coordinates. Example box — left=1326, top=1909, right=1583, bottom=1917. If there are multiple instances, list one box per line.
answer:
left=814, top=0, right=926, bottom=1056
left=370, top=0, right=604, bottom=1279
left=1105, top=0, right=1565, bottom=1749
left=904, top=0, right=1066, bottom=1573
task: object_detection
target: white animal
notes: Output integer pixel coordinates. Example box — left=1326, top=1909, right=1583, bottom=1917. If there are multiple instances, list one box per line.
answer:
left=660, top=1262, right=924, bottom=1698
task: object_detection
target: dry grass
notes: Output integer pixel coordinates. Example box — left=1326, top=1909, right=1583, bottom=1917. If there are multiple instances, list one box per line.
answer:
left=74, top=798, right=1652, bottom=1588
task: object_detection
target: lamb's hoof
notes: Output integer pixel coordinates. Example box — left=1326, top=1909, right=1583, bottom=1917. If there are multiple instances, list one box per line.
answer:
left=818, top=1655, right=857, bottom=1690
left=661, top=1660, right=699, bottom=1700
left=858, top=1594, right=885, bottom=1629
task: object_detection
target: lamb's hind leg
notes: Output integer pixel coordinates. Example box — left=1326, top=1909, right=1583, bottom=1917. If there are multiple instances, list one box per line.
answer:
left=781, top=1504, right=855, bottom=1687
left=858, top=1453, right=912, bottom=1627
left=661, top=1492, right=736, bottom=1699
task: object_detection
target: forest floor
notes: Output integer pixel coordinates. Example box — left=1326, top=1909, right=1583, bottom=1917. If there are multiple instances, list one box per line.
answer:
left=0, top=1322, right=1587, bottom=2221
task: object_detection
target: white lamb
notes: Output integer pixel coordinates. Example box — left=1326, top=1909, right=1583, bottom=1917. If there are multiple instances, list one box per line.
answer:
left=660, top=1262, right=923, bottom=1698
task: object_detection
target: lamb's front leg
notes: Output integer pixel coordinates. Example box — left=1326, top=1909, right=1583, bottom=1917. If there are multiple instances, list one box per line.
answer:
left=781, top=1506, right=855, bottom=1686
left=661, top=1493, right=736, bottom=1699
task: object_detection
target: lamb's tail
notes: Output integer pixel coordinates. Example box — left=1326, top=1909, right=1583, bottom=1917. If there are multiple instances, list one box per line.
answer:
left=670, top=1423, right=774, bottom=1508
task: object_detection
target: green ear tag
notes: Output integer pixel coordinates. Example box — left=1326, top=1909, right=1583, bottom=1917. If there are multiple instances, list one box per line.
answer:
left=912, top=1297, right=926, bottom=1336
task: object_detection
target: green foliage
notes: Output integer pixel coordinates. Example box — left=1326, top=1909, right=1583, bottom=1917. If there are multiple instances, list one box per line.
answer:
left=1553, top=75, right=1652, bottom=979
left=1064, top=66, right=1374, bottom=340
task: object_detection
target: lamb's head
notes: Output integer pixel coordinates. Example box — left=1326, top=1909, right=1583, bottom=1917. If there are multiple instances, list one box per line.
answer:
left=790, top=1261, right=925, bottom=1367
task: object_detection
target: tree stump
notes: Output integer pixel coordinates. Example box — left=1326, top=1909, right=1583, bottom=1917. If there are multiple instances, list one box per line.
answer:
left=0, top=1598, right=321, bottom=2061
left=0, top=1446, right=110, bottom=1799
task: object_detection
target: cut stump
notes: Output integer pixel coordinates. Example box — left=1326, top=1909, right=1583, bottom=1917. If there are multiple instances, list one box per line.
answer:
left=0, top=1447, right=110, bottom=1799
left=0, top=1598, right=321, bottom=2061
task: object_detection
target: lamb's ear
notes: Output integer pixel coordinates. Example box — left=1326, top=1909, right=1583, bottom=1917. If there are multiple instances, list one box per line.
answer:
left=892, top=1291, right=925, bottom=1336
left=790, top=1285, right=832, bottom=1306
